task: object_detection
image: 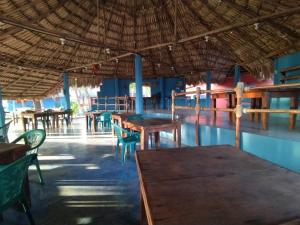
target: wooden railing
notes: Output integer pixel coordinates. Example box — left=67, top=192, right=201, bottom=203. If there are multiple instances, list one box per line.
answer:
left=90, top=96, right=129, bottom=112
left=172, top=82, right=300, bottom=149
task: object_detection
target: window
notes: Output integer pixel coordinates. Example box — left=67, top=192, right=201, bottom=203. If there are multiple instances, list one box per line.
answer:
left=129, top=83, right=151, bottom=97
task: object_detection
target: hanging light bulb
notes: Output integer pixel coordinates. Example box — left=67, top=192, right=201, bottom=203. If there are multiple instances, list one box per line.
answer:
left=59, top=38, right=66, bottom=45
left=157, top=63, right=161, bottom=68
left=254, top=23, right=259, bottom=30
left=115, top=58, right=119, bottom=63
left=205, top=35, right=209, bottom=42
left=105, top=48, right=111, bottom=54
left=168, top=45, right=173, bottom=51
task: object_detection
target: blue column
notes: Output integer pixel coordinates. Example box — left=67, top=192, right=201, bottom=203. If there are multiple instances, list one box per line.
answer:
left=135, top=54, right=143, bottom=114
left=234, top=64, right=241, bottom=85
left=274, top=58, right=280, bottom=85
left=159, top=77, right=165, bottom=109
left=114, top=77, right=119, bottom=96
left=63, top=72, right=71, bottom=110
left=0, top=87, right=5, bottom=127
left=206, top=70, right=212, bottom=107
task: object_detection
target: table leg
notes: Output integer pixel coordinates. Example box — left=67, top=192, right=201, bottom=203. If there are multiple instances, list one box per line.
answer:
left=154, top=132, right=160, bottom=148
left=262, top=94, right=270, bottom=130
left=140, top=129, right=148, bottom=150
left=56, top=115, right=59, bottom=128
left=86, top=115, right=89, bottom=130
left=228, top=94, right=233, bottom=122
left=22, top=117, right=27, bottom=132
left=213, top=98, right=217, bottom=120
left=289, top=96, right=298, bottom=130
left=34, top=117, right=38, bottom=129
left=52, top=116, right=56, bottom=129
left=250, top=99, right=256, bottom=121
left=93, top=115, right=97, bottom=132
left=176, top=124, right=181, bottom=148
left=254, top=98, right=261, bottom=122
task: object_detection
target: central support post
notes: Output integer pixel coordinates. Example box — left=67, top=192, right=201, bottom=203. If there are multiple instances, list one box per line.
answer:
left=206, top=70, right=212, bottom=107
left=63, top=71, right=71, bottom=110
left=135, top=54, right=143, bottom=114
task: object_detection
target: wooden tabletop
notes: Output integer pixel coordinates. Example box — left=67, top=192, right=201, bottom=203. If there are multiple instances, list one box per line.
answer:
left=136, top=145, right=300, bottom=225
left=0, top=143, right=28, bottom=164
left=124, top=118, right=177, bottom=130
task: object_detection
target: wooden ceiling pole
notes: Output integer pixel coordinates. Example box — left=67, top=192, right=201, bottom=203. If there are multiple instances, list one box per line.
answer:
left=65, top=6, right=300, bottom=72
left=0, top=15, right=132, bottom=52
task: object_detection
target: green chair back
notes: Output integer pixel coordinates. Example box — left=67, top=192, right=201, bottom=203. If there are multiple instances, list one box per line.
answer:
left=0, top=155, right=33, bottom=212
left=113, top=124, right=124, bottom=141
left=100, top=112, right=112, bottom=121
left=12, top=129, right=46, bottom=153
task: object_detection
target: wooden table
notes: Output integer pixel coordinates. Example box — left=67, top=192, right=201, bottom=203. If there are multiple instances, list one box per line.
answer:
left=123, top=118, right=181, bottom=150
left=111, top=112, right=137, bottom=134
left=0, top=143, right=31, bottom=206
left=85, top=111, right=104, bottom=131
left=211, top=88, right=299, bottom=129
left=136, top=145, right=300, bottom=225
left=21, top=110, right=71, bottom=131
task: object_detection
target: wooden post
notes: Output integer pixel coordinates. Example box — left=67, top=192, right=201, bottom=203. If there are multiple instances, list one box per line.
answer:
left=195, top=87, right=201, bottom=146
left=289, top=96, right=298, bottom=130
left=125, top=95, right=128, bottom=113
left=234, top=82, right=244, bottom=149
left=105, top=96, right=108, bottom=111
left=171, top=90, right=175, bottom=121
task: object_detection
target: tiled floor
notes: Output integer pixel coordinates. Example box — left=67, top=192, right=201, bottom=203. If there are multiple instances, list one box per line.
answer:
left=2, top=118, right=177, bottom=225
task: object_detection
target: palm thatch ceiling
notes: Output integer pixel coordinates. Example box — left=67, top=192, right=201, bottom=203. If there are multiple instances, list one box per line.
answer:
left=0, top=0, right=300, bottom=99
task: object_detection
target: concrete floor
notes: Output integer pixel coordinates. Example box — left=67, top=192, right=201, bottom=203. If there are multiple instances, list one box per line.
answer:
left=3, top=118, right=177, bottom=225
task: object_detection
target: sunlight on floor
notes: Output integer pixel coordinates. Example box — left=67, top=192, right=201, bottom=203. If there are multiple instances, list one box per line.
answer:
left=58, top=185, right=123, bottom=196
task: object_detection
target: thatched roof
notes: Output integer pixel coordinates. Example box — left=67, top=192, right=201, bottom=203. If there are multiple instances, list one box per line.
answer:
left=0, top=0, right=300, bottom=99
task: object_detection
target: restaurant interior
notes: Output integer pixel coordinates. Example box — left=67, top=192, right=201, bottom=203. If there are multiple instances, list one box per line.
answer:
left=0, top=1, right=300, bottom=225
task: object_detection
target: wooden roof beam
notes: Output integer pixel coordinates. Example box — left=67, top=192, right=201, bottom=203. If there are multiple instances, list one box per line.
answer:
left=0, top=15, right=133, bottom=52
left=65, top=6, right=300, bottom=71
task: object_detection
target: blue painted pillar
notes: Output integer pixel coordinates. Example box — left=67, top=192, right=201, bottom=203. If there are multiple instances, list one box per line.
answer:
left=234, top=64, right=241, bottom=85
left=274, top=58, right=280, bottom=85
left=206, top=70, right=212, bottom=107
left=0, top=87, right=5, bottom=127
left=114, top=77, right=119, bottom=96
left=63, top=71, right=71, bottom=110
left=135, top=54, right=143, bottom=114
left=159, top=77, right=165, bottom=109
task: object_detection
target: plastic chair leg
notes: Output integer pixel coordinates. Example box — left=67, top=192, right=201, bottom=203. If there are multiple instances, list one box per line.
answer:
left=21, top=201, right=35, bottom=225
left=35, top=159, right=44, bottom=185
left=121, top=144, right=127, bottom=163
left=115, top=140, right=119, bottom=158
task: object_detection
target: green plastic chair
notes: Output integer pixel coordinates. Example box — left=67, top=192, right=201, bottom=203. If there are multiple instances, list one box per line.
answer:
left=12, top=129, right=46, bottom=185
left=0, top=120, right=12, bottom=143
left=113, top=124, right=139, bottom=163
left=98, top=112, right=112, bottom=130
left=0, top=155, right=35, bottom=225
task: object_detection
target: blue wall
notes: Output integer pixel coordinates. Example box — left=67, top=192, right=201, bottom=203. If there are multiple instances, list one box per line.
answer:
left=95, top=76, right=186, bottom=110
left=272, top=51, right=300, bottom=120
left=274, top=51, right=300, bottom=84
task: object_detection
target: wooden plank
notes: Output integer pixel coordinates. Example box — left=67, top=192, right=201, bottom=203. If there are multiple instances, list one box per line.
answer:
left=136, top=145, right=300, bottom=225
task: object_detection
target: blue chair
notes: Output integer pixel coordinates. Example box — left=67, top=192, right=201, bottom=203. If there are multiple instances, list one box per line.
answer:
left=0, top=155, right=35, bottom=225
left=113, top=124, right=139, bottom=163
left=98, top=112, right=112, bottom=130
